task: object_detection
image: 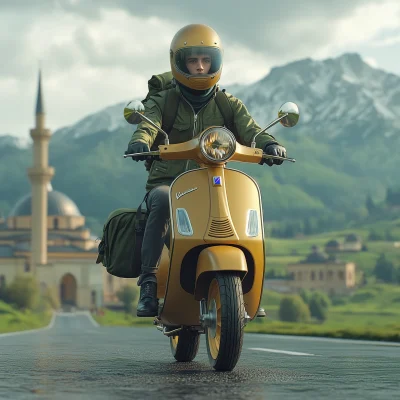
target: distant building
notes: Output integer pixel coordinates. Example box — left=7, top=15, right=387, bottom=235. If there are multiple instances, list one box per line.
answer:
left=342, top=233, right=362, bottom=252
left=325, top=239, right=342, bottom=253
left=287, top=246, right=356, bottom=296
left=0, top=71, right=134, bottom=309
left=324, top=234, right=363, bottom=253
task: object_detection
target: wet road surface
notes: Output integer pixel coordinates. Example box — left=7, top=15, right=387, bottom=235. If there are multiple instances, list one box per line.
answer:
left=0, top=312, right=399, bottom=399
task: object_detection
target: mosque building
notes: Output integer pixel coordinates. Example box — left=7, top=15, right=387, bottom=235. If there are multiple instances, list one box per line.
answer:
left=0, top=71, right=132, bottom=309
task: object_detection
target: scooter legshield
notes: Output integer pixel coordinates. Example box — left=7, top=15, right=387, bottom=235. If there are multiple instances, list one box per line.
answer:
left=157, top=167, right=265, bottom=326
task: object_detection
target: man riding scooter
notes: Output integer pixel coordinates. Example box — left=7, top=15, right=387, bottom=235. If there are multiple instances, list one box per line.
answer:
left=125, top=23, right=287, bottom=317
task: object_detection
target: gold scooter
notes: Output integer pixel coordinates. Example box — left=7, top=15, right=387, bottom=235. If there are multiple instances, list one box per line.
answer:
left=124, top=101, right=299, bottom=371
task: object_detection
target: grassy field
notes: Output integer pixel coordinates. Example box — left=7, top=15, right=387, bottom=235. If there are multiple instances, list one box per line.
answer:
left=92, top=284, right=400, bottom=342
left=0, top=301, right=53, bottom=334
left=255, top=283, right=400, bottom=341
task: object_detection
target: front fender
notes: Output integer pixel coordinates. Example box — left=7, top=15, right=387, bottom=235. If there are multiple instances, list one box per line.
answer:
left=194, top=246, right=248, bottom=300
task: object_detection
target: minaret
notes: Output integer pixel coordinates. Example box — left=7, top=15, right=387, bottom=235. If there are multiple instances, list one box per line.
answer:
left=27, top=70, right=55, bottom=267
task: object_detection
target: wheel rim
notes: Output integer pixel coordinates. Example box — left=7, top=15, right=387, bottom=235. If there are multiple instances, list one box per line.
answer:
left=207, top=278, right=222, bottom=360
left=170, top=334, right=179, bottom=351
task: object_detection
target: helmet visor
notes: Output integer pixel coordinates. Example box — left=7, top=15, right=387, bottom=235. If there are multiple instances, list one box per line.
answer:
left=174, top=46, right=222, bottom=77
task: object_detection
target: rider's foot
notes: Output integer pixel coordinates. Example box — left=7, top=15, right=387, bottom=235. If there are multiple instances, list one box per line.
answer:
left=137, top=281, right=158, bottom=317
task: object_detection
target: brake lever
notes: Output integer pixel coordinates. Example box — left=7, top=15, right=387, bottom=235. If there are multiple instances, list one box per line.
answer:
left=262, top=154, right=296, bottom=163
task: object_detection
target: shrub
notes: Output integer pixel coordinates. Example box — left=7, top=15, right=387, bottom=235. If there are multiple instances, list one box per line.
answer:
left=35, top=287, right=61, bottom=312
left=309, top=292, right=330, bottom=321
left=330, top=295, right=348, bottom=306
left=6, top=275, right=39, bottom=310
left=350, top=290, right=376, bottom=303
left=278, top=295, right=310, bottom=322
left=299, top=289, right=312, bottom=305
left=116, top=285, right=139, bottom=314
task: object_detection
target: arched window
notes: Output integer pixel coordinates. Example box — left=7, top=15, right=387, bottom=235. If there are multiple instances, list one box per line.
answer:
left=311, top=271, right=315, bottom=281
left=338, top=271, right=344, bottom=280
left=319, top=271, right=324, bottom=280
left=54, top=218, right=59, bottom=230
left=24, top=261, right=30, bottom=272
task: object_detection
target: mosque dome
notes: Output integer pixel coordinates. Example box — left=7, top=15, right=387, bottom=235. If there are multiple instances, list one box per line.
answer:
left=9, top=189, right=82, bottom=217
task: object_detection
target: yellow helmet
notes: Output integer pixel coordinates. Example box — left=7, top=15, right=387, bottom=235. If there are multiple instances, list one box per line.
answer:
left=170, top=24, right=223, bottom=91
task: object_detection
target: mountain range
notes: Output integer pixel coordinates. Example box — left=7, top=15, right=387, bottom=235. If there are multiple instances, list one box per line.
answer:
left=1, top=53, right=399, bottom=235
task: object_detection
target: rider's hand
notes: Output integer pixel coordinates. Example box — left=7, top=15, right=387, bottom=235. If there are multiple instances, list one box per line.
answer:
left=262, top=144, right=287, bottom=166
left=125, top=142, right=150, bottom=161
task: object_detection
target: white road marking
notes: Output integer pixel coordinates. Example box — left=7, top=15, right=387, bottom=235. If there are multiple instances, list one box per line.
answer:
left=249, top=347, right=317, bottom=356
left=0, top=311, right=56, bottom=338
left=249, top=333, right=400, bottom=347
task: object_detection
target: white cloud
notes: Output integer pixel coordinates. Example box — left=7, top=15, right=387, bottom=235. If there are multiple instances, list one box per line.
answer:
left=313, top=1, right=400, bottom=59
left=363, top=57, right=378, bottom=68
left=1, top=0, right=400, bottom=139
left=372, top=34, right=400, bottom=47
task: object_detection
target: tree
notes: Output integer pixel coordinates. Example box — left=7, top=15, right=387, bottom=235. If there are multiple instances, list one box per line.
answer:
left=278, top=295, right=310, bottom=322
left=309, top=292, right=330, bottom=322
left=116, top=285, right=138, bottom=314
left=299, top=289, right=312, bottom=305
left=366, top=194, right=376, bottom=215
left=373, top=253, right=396, bottom=283
left=6, top=276, right=39, bottom=310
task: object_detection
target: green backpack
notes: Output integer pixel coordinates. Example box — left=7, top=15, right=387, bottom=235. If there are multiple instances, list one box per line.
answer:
left=142, top=71, right=237, bottom=150
left=96, top=194, right=149, bottom=278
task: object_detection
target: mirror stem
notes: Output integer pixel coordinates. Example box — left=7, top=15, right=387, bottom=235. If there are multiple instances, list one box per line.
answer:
left=250, top=113, right=288, bottom=148
left=134, top=111, right=170, bottom=145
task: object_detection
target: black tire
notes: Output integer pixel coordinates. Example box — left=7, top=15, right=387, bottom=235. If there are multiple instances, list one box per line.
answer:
left=206, top=272, right=245, bottom=371
left=170, top=329, right=200, bottom=362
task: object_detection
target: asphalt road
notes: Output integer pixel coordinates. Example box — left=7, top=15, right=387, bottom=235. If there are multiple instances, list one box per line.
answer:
left=0, top=312, right=399, bottom=400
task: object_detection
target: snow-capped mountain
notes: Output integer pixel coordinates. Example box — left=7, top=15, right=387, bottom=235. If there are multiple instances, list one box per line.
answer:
left=45, top=53, right=400, bottom=147
left=233, top=53, right=400, bottom=141
left=0, top=134, right=30, bottom=149
left=52, top=101, right=130, bottom=140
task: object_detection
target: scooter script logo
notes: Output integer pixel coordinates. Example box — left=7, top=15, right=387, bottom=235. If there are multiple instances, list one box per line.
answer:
left=213, top=176, right=222, bottom=186
left=176, top=187, right=198, bottom=200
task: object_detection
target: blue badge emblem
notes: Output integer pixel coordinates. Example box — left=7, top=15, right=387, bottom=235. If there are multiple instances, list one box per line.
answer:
left=213, top=176, right=222, bottom=186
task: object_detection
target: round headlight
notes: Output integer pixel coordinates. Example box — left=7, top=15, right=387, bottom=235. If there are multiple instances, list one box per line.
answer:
left=200, top=127, right=236, bottom=162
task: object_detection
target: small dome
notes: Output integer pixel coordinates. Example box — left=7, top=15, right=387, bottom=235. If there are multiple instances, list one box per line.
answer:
left=9, top=190, right=81, bottom=217
left=345, top=233, right=361, bottom=243
left=326, top=239, right=340, bottom=247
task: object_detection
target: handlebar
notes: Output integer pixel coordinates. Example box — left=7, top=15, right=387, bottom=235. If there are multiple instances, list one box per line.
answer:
left=123, top=151, right=295, bottom=163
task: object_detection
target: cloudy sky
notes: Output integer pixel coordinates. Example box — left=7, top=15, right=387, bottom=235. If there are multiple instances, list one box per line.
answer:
left=2, top=0, right=400, bottom=139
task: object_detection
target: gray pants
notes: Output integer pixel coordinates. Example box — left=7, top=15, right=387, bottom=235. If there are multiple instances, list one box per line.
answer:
left=137, top=185, right=170, bottom=286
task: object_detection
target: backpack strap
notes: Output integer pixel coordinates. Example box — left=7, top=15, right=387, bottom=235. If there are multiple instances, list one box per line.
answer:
left=149, top=88, right=180, bottom=151
left=162, top=88, right=180, bottom=134
left=215, top=90, right=236, bottom=136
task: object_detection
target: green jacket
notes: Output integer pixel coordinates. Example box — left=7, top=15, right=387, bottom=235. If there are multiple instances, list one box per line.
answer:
left=129, top=85, right=279, bottom=191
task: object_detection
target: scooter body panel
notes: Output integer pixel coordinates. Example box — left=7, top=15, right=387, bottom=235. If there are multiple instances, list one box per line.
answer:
left=156, top=166, right=265, bottom=326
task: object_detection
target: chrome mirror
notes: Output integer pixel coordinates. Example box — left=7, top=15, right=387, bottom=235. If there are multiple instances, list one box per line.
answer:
left=123, top=100, right=170, bottom=145
left=250, top=101, right=300, bottom=147
left=123, top=100, right=145, bottom=125
left=278, top=102, right=300, bottom=127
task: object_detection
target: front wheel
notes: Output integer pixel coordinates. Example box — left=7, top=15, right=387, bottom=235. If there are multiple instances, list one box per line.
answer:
left=206, top=272, right=245, bottom=371
left=170, top=329, right=200, bottom=362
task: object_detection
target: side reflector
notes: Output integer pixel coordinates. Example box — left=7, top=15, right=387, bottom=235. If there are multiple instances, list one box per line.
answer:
left=246, top=209, right=259, bottom=237
left=176, top=208, right=194, bottom=236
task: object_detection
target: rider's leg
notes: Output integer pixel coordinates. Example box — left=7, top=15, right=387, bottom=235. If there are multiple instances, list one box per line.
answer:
left=137, top=185, right=170, bottom=316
